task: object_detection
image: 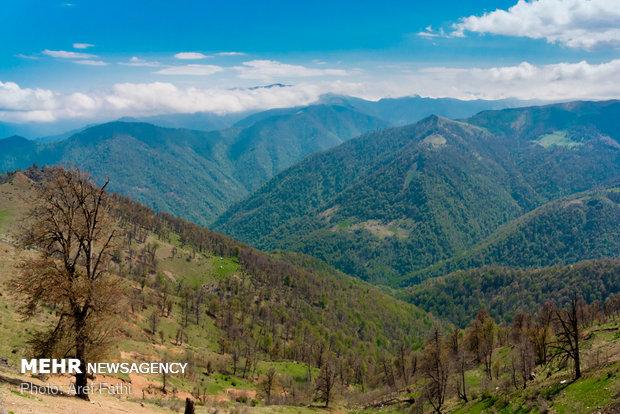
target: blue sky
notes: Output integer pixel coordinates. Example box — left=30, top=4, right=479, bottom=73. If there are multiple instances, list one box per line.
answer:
left=1, top=0, right=620, bottom=125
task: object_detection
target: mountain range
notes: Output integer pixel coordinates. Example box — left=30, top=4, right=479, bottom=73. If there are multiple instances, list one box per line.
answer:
left=0, top=95, right=533, bottom=225
left=2, top=97, right=619, bottom=288
left=1, top=99, right=620, bottom=413
left=214, top=101, right=620, bottom=284
left=0, top=104, right=386, bottom=224
left=318, top=94, right=538, bottom=126
left=0, top=94, right=531, bottom=139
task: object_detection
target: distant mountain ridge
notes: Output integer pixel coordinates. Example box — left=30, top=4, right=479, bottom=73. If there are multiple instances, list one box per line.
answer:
left=318, top=94, right=540, bottom=126
left=0, top=104, right=387, bottom=224
left=1, top=94, right=536, bottom=139
left=227, top=104, right=388, bottom=189
left=117, top=111, right=253, bottom=132
left=213, top=100, right=620, bottom=285
left=3, top=94, right=531, bottom=223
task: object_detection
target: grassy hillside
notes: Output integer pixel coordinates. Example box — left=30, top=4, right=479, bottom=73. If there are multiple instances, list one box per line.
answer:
left=0, top=104, right=386, bottom=225
left=0, top=168, right=434, bottom=413
left=215, top=101, right=620, bottom=284
left=439, top=318, right=620, bottom=414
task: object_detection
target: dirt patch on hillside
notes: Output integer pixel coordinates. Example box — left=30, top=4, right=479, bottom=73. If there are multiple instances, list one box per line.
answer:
left=336, top=220, right=410, bottom=240
left=162, top=270, right=176, bottom=282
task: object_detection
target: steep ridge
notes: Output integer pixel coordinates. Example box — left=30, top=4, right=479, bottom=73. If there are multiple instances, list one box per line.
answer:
left=228, top=104, right=388, bottom=189
left=214, top=101, right=620, bottom=284
left=401, top=182, right=620, bottom=284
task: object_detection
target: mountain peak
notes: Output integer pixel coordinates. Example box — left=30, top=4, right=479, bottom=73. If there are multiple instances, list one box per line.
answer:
left=413, top=114, right=482, bottom=136
left=0, top=135, right=29, bottom=143
left=214, top=101, right=620, bottom=283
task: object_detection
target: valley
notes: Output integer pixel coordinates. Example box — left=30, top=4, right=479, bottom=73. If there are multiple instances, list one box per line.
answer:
left=3, top=1, right=620, bottom=412
left=1, top=99, right=619, bottom=413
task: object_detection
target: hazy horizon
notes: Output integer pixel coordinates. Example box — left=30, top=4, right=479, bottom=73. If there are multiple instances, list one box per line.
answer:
left=1, top=0, right=620, bottom=129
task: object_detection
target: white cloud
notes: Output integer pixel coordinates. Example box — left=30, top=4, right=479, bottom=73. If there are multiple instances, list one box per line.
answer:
left=102, top=81, right=365, bottom=115
left=0, top=81, right=59, bottom=122
left=0, top=81, right=56, bottom=111
left=3, top=59, right=620, bottom=123
left=43, top=49, right=97, bottom=59
left=173, top=52, right=210, bottom=60
left=235, top=60, right=350, bottom=80
left=119, top=57, right=161, bottom=67
left=418, top=25, right=445, bottom=38
left=398, top=60, right=620, bottom=100
left=0, top=80, right=365, bottom=122
left=15, top=54, right=39, bottom=60
left=153, top=64, right=224, bottom=76
left=73, top=43, right=94, bottom=49
left=215, top=51, right=246, bottom=56
left=74, top=60, right=107, bottom=66
left=453, top=0, right=620, bottom=50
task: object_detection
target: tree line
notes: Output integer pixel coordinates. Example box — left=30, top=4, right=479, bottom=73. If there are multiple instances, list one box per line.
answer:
left=414, top=293, right=620, bottom=413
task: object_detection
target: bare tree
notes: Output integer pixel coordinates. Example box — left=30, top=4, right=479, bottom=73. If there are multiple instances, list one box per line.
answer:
left=162, top=352, right=169, bottom=394
left=10, top=167, right=122, bottom=400
left=149, top=310, right=160, bottom=339
left=550, top=295, right=582, bottom=380
left=315, top=358, right=338, bottom=407
left=422, top=327, right=449, bottom=414
left=510, top=312, right=535, bottom=389
left=158, top=284, right=171, bottom=317
left=467, top=310, right=495, bottom=379
left=394, top=343, right=411, bottom=386
left=447, top=329, right=467, bottom=402
left=531, top=301, right=555, bottom=365
left=259, top=367, right=278, bottom=404
left=379, top=353, right=396, bottom=388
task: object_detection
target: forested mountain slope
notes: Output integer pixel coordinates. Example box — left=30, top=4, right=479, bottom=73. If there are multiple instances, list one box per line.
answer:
left=0, top=104, right=386, bottom=224
left=1, top=122, right=239, bottom=224
left=214, top=101, right=620, bottom=284
left=401, top=182, right=620, bottom=284
left=405, top=258, right=620, bottom=328
left=227, top=104, right=388, bottom=189
left=0, top=167, right=435, bottom=410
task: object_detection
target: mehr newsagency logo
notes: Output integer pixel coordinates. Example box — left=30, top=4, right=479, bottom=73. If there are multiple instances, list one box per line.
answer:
left=20, top=358, right=187, bottom=396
